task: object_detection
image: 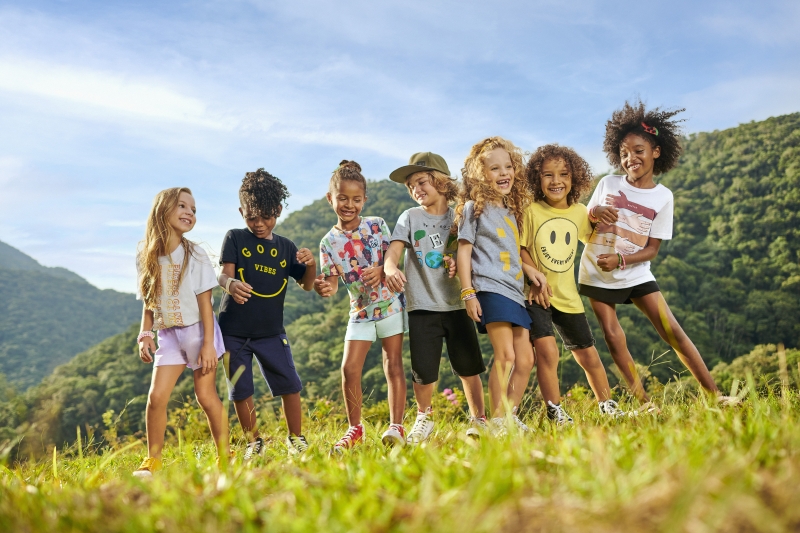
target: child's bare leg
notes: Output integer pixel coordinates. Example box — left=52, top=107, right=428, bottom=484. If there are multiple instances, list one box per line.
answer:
left=485, top=322, right=516, bottom=417
left=533, top=337, right=562, bottom=405
left=632, top=292, right=719, bottom=393
left=508, top=326, right=534, bottom=409
left=194, top=367, right=228, bottom=455
left=381, top=333, right=407, bottom=425
left=589, top=298, right=649, bottom=402
left=571, top=347, right=612, bottom=402
left=281, top=392, right=302, bottom=436
left=413, top=382, right=435, bottom=412
left=341, top=340, right=372, bottom=426
left=145, top=365, right=184, bottom=459
left=233, top=397, right=259, bottom=440
left=459, top=374, right=485, bottom=418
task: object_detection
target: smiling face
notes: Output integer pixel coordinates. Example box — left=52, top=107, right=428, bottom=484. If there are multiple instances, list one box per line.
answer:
left=620, top=133, right=661, bottom=188
left=240, top=204, right=281, bottom=239
left=483, top=147, right=515, bottom=196
left=540, top=158, right=572, bottom=209
left=534, top=218, right=578, bottom=273
left=167, top=191, right=197, bottom=236
left=407, top=171, right=444, bottom=209
left=327, top=180, right=367, bottom=231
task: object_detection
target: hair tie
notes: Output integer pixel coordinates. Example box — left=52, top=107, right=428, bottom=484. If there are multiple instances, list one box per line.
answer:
left=641, top=122, right=659, bottom=136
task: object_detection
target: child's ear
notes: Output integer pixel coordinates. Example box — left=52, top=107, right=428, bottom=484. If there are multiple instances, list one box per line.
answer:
left=238, top=207, right=244, bottom=217
left=326, top=192, right=332, bottom=205
left=276, top=205, right=283, bottom=218
left=653, top=146, right=661, bottom=159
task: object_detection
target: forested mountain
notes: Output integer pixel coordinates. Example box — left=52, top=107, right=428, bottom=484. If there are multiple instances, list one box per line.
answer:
left=0, top=241, right=140, bottom=389
left=3, top=113, right=799, bottom=454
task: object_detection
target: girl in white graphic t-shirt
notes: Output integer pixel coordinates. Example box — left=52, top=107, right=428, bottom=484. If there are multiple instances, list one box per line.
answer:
left=578, top=101, right=735, bottom=408
left=133, top=187, right=227, bottom=477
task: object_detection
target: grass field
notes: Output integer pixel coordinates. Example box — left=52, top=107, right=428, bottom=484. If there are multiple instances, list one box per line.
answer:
left=2, top=382, right=799, bottom=533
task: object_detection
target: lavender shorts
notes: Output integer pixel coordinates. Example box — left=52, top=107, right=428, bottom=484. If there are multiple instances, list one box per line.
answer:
left=155, top=318, right=226, bottom=371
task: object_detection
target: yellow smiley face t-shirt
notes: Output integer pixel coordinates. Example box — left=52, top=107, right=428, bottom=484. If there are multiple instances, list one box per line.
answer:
left=520, top=201, right=593, bottom=313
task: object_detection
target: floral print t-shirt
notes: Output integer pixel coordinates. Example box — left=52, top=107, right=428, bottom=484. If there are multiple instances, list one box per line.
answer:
left=319, top=216, right=405, bottom=323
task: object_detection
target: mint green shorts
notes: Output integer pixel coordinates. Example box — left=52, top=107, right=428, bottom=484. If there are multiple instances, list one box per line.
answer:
left=344, top=311, right=408, bottom=342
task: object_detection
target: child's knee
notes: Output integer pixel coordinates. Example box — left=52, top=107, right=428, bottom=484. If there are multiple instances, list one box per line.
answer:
left=604, top=326, right=626, bottom=346
left=147, top=389, right=170, bottom=409
left=195, top=390, right=221, bottom=411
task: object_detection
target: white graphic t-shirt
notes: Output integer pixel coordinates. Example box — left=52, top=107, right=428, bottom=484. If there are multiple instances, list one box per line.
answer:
left=137, top=244, right=219, bottom=330
left=579, top=174, right=673, bottom=289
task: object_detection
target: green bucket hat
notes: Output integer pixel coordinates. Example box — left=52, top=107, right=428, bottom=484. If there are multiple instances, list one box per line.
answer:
left=389, top=152, right=451, bottom=184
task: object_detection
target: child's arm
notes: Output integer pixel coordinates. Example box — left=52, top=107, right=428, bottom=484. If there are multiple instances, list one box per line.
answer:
left=196, top=289, right=218, bottom=375
left=313, top=274, right=339, bottom=297
left=218, top=263, right=253, bottom=304
left=138, top=306, right=156, bottom=363
left=520, top=248, right=552, bottom=308
left=591, top=205, right=619, bottom=226
left=457, top=240, right=482, bottom=322
left=295, top=248, right=317, bottom=291
left=383, top=241, right=407, bottom=293
left=597, top=238, right=662, bottom=272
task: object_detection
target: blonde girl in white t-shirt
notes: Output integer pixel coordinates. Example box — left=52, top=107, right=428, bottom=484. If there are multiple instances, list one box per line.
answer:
left=134, top=187, right=227, bottom=477
left=578, top=101, right=733, bottom=407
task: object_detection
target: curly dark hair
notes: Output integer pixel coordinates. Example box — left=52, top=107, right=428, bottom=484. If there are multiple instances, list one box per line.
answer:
left=525, top=144, right=593, bottom=205
left=329, top=160, right=367, bottom=195
left=603, top=100, right=686, bottom=175
left=239, top=168, right=289, bottom=218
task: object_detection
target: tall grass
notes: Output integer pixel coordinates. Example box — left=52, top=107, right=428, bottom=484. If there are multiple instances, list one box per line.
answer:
left=2, top=387, right=800, bottom=532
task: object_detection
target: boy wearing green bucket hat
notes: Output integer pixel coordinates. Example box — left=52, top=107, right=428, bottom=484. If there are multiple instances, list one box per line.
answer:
left=384, top=152, right=488, bottom=443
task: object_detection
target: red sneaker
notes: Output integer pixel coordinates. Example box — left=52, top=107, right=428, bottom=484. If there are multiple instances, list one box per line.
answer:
left=332, top=424, right=364, bottom=453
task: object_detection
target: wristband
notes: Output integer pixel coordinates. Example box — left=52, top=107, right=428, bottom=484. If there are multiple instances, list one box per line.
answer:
left=225, top=276, right=238, bottom=294
left=616, top=252, right=623, bottom=270
left=137, top=331, right=154, bottom=343
left=462, top=293, right=477, bottom=301
left=620, top=253, right=627, bottom=270
left=588, top=205, right=600, bottom=223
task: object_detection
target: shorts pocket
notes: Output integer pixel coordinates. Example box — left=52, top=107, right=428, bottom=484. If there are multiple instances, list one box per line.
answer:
left=280, top=334, right=296, bottom=369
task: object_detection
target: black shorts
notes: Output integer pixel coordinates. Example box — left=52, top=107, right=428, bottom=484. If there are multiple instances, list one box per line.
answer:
left=579, top=281, right=660, bottom=305
left=408, top=309, right=485, bottom=385
left=525, top=302, right=595, bottom=351
left=222, top=334, right=303, bottom=400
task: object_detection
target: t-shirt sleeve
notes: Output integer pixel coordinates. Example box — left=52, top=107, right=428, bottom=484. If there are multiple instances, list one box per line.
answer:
left=220, top=230, right=238, bottom=265
left=586, top=177, right=605, bottom=209
left=457, top=201, right=477, bottom=244
left=286, top=239, right=307, bottom=281
left=520, top=207, right=535, bottom=250
left=576, top=204, right=593, bottom=244
left=319, top=237, right=339, bottom=277
left=391, top=210, right=412, bottom=245
left=191, top=246, right=219, bottom=295
left=649, top=193, right=674, bottom=240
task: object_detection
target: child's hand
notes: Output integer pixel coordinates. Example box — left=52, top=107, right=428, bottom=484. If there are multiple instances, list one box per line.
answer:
left=362, top=265, right=383, bottom=288
left=230, top=279, right=253, bottom=304
left=527, top=270, right=552, bottom=308
left=139, top=337, right=156, bottom=363
left=314, top=274, right=333, bottom=297
left=465, top=297, right=482, bottom=323
left=296, top=248, right=316, bottom=266
left=596, top=204, right=619, bottom=224
left=444, top=256, right=457, bottom=278
left=596, top=253, right=621, bottom=272
left=385, top=269, right=406, bottom=293
left=198, top=342, right=218, bottom=376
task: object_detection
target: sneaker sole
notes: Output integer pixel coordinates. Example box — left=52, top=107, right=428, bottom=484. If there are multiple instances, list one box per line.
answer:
left=381, top=435, right=405, bottom=447
left=132, top=471, right=153, bottom=478
left=465, top=428, right=481, bottom=439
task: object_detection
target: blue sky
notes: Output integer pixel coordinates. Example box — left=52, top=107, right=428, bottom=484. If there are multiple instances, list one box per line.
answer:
left=1, top=0, right=799, bottom=292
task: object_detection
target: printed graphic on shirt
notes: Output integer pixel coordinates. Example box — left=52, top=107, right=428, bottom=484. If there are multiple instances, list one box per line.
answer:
left=497, top=215, right=523, bottom=280
left=237, top=243, right=289, bottom=297
left=534, top=217, right=579, bottom=273
left=594, top=190, right=659, bottom=255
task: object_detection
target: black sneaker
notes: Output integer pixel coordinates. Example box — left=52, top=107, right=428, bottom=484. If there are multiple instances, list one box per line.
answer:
left=243, top=437, right=264, bottom=460
left=286, top=435, right=309, bottom=455
left=546, top=401, right=574, bottom=426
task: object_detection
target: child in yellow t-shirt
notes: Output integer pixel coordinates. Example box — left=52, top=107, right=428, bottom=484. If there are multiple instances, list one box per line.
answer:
left=521, top=145, right=625, bottom=425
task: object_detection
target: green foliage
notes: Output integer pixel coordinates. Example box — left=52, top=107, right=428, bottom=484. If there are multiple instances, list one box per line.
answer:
left=0, top=245, right=140, bottom=389
left=711, top=343, right=800, bottom=394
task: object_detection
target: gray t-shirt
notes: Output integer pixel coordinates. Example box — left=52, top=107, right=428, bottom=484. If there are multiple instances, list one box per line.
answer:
left=391, top=207, right=463, bottom=313
left=457, top=200, right=525, bottom=306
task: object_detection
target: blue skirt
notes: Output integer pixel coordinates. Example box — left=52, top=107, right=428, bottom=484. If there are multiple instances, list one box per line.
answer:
left=475, top=291, right=531, bottom=334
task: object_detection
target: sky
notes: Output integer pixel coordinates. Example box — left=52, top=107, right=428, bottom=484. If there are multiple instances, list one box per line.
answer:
left=1, top=0, right=799, bottom=292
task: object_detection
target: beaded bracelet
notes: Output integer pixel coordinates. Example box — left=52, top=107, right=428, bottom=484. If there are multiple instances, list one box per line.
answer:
left=616, top=252, right=623, bottom=270
left=588, top=205, right=600, bottom=223
left=137, top=331, right=154, bottom=343
left=620, top=253, right=627, bottom=270
left=462, top=293, right=477, bottom=301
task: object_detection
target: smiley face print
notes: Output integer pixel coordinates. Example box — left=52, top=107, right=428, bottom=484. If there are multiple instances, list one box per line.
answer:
left=534, top=217, right=578, bottom=273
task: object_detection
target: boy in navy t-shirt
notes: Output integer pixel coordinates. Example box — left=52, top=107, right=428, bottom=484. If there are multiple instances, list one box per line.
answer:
left=218, top=168, right=316, bottom=457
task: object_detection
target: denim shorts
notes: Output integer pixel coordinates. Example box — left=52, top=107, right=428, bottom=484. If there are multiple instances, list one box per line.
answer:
left=525, top=301, right=595, bottom=351
left=222, top=334, right=302, bottom=400
left=474, top=291, right=531, bottom=334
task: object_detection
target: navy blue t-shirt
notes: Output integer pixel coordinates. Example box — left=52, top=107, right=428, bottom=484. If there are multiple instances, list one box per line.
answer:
left=218, top=229, right=307, bottom=338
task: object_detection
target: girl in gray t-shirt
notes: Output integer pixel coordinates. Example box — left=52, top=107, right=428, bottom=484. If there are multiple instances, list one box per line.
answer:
left=455, top=136, right=548, bottom=435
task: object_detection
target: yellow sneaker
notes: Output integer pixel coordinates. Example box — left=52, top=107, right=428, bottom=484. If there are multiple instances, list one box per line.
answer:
left=133, top=457, right=162, bottom=478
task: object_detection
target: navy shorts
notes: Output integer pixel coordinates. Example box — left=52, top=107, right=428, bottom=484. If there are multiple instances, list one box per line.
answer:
left=222, top=334, right=303, bottom=401
left=475, top=291, right=531, bottom=334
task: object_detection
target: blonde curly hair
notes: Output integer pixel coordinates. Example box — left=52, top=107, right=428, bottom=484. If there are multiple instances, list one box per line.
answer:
left=454, top=136, right=532, bottom=233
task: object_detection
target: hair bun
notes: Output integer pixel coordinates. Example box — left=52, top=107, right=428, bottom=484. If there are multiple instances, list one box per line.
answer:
left=339, top=160, right=362, bottom=172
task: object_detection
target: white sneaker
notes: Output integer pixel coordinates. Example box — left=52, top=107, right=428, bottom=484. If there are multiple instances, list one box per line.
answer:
left=717, top=395, right=741, bottom=407
left=546, top=401, right=574, bottom=426
left=511, top=406, right=531, bottom=433
left=407, top=409, right=434, bottom=445
left=466, top=416, right=488, bottom=439
left=243, top=437, right=265, bottom=461
left=598, top=399, right=626, bottom=418
left=286, top=435, right=309, bottom=455
left=381, top=424, right=406, bottom=447
left=489, top=417, right=507, bottom=437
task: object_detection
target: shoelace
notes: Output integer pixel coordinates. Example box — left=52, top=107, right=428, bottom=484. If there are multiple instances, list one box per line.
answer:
left=336, top=425, right=361, bottom=447
left=289, top=435, right=309, bottom=452
left=388, top=423, right=405, bottom=437
left=470, top=416, right=488, bottom=429
left=408, top=412, right=431, bottom=440
left=547, top=401, right=572, bottom=424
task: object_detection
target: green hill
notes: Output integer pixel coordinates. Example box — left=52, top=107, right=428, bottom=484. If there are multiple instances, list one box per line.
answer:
left=0, top=241, right=141, bottom=389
